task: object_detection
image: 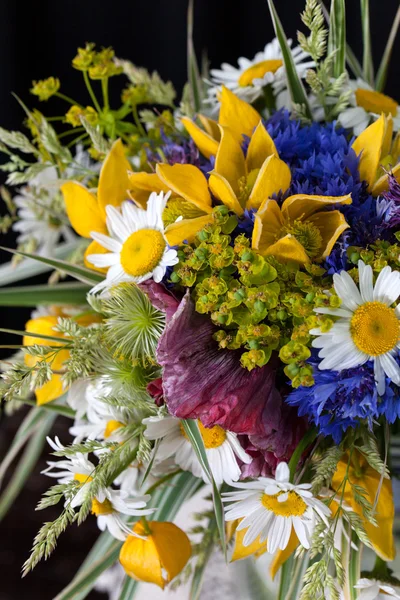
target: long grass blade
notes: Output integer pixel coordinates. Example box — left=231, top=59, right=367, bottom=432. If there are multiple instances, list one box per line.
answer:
left=375, top=6, right=400, bottom=92
left=328, top=0, right=346, bottom=77
left=187, top=0, right=203, bottom=112
left=360, top=0, right=374, bottom=85
left=0, top=282, right=90, bottom=306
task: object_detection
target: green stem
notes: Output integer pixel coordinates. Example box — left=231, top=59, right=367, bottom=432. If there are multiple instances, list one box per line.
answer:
left=66, top=131, right=88, bottom=148
left=101, top=77, right=109, bottom=110
left=47, top=116, right=65, bottom=122
left=288, top=427, right=318, bottom=482
left=373, top=555, right=389, bottom=578
left=140, top=516, right=152, bottom=535
left=145, top=469, right=182, bottom=496
left=58, top=127, right=85, bottom=139
left=83, top=71, right=102, bottom=113
left=55, top=92, right=82, bottom=107
left=132, top=103, right=146, bottom=137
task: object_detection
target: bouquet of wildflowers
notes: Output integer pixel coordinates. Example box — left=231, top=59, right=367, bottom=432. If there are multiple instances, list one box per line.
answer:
left=2, top=1, right=400, bottom=598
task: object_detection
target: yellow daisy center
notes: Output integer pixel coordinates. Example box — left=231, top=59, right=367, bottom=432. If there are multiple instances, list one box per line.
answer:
left=74, top=473, right=93, bottom=485
left=261, top=491, right=307, bottom=517
left=350, top=301, right=400, bottom=356
left=91, top=498, right=114, bottom=516
left=120, top=228, right=166, bottom=277
left=104, top=419, right=124, bottom=438
left=180, top=421, right=227, bottom=449
left=238, top=59, right=283, bottom=87
left=355, top=88, right=398, bottom=117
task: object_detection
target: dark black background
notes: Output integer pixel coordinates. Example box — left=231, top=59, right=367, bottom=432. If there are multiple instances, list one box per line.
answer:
left=0, top=1, right=399, bottom=598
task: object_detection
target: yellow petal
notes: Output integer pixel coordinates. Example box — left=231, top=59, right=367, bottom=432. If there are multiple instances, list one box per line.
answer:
left=382, top=114, right=394, bottom=159
left=252, top=198, right=283, bottom=252
left=352, top=114, right=386, bottom=190
left=150, top=522, right=192, bottom=583
left=238, top=59, right=283, bottom=86
left=198, top=114, right=221, bottom=140
left=97, top=139, right=132, bottom=218
left=246, top=121, right=278, bottom=172
left=120, top=523, right=164, bottom=588
left=128, top=172, right=170, bottom=208
left=332, top=452, right=395, bottom=561
left=84, top=240, right=109, bottom=273
left=34, top=362, right=69, bottom=405
left=281, top=193, right=352, bottom=222
left=247, top=155, right=291, bottom=210
left=263, top=234, right=310, bottom=264
left=372, top=162, right=400, bottom=196
left=181, top=116, right=219, bottom=159
left=156, top=163, right=212, bottom=212
left=61, top=182, right=106, bottom=238
left=392, top=132, right=400, bottom=164
left=270, top=530, right=299, bottom=580
left=307, top=210, right=350, bottom=260
left=355, top=88, right=399, bottom=117
left=214, top=125, right=246, bottom=197
left=165, top=214, right=213, bottom=246
left=218, top=86, right=261, bottom=143
left=231, top=526, right=267, bottom=562
left=209, top=172, right=244, bottom=216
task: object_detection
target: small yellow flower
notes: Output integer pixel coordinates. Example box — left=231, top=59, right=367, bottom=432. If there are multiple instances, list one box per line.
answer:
left=72, top=42, right=96, bottom=71
left=89, top=47, right=122, bottom=80
left=30, top=77, right=60, bottom=101
left=120, top=520, right=191, bottom=589
left=65, top=105, right=99, bottom=128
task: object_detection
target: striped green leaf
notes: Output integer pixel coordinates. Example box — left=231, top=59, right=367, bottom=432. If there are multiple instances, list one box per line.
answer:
left=360, top=0, right=374, bottom=85
left=267, top=0, right=312, bottom=119
left=328, top=0, right=346, bottom=77
left=0, top=282, right=90, bottom=306
left=375, top=6, right=400, bottom=92
left=187, top=0, right=203, bottom=112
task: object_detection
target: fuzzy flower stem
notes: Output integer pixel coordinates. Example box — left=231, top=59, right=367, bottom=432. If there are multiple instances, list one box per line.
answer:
left=288, top=426, right=318, bottom=482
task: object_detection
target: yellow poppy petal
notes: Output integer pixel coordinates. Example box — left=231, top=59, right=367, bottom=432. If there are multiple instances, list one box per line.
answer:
left=281, top=193, right=352, bottom=221
left=198, top=114, right=221, bottom=141
left=270, top=530, right=299, bottom=580
left=231, top=526, right=267, bottom=562
left=382, top=114, right=394, bottom=159
left=23, top=316, right=65, bottom=348
left=34, top=359, right=69, bottom=405
left=252, top=198, right=283, bottom=252
left=238, top=59, right=283, bottom=86
left=246, top=121, right=278, bottom=172
left=156, top=163, right=212, bottom=212
left=120, top=523, right=164, bottom=588
left=181, top=116, right=219, bottom=159
left=214, top=125, right=246, bottom=197
left=218, top=86, right=261, bottom=143
left=263, top=234, right=310, bottom=264
left=165, top=214, right=213, bottom=246
left=84, top=240, right=109, bottom=273
left=352, top=114, right=386, bottom=190
left=61, top=182, right=106, bottom=238
left=128, top=172, right=170, bottom=194
left=97, top=139, right=132, bottom=217
left=209, top=172, right=244, bottom=216
left=355, top=88, right=399, bottom=117
left=247, top=155, right=291, bottom=210
left=150, top=522, right=191, bottom=583
left=372, top=162, right=400, bottom=196
left=307, top=210, right=350, bottom=260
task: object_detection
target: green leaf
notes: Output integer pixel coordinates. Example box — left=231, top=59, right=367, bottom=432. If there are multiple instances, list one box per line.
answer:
left=0, top=246, right=104, bottom=285
left=0, top=411, right=55, bottom=522
left=360, top=0, right=374, bottom=86
left=0, top=240, right=82, bottom=287
left=118, top=577, right=138, bottom=600
left=190, top=516, right=217, bottom=600
left=187, top=0, right=203, bottom=112
left=0, top=327, right=70, bottom=343
left=288, top=426, right=318, bottom=482
left=180, top=419, right=226, bottom=559
left=348, top=531, right=362, bottom=600
left=278, top=552, right=310, bottom=599
left=375, top=6, right=400, bottom=92
left=267, top=0, right=312, bottom=119
left=328, top=0, right=346, bottom=77
left=0, top=282, right=91, bottom=306
left=13, top=397, right=76, bottom=419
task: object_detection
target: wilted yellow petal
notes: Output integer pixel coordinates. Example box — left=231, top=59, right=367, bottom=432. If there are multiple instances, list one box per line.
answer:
left=263, top=234, right=310, bottom=264
left=247, top=155, right=291, bottom=210
left=165, top=214, right=213, bottom=246
left=84, top=240, right=109, bottom=273
left=246, top=121, right=278, bottom=172
left=281, top=193, right=352, bottom=222
left=231, top=526, right=267, bottom=562
left=307, top=210, right=350, bottom=260
left=156, top=163, right=212, bottom=212
left=97, top=139, right=131, bottom=217
left=352, top=114, right=386, bottom=190
left=198, top=114, right=221, bottom=140
left=238, top=59, right=283, bottom=86
left=61, top=182, right=106, bottom=238
left=218, top=86, right=261, bottom=143
left=372, top=162, right=400, bottom=196
left=270, top=530, right=299, bottom=580
left=150, top=522, right=191, bottom=583
left=214, top=125, right=246, bottom=197
left=252, top=198, right=283, bottom=252
left=332, top=452, right=395, bottom=561
left=209, top=172, right=244, bottom=216
left=181, top=117, right=219, bottom=159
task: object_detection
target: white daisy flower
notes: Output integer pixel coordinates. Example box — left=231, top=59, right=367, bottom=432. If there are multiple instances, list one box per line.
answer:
left=311, top=260, right=400, bottom=395
left=87, top=191, right=178, bottom=294
left=338, top=79, right=400, bottom=135
left=222, top=462, right=330, bottom=553
left=206, top=38, right=314, bottom=112
left=143, top=415, right=251, bottom=485
left=354, top=578, right=400, bottom=600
